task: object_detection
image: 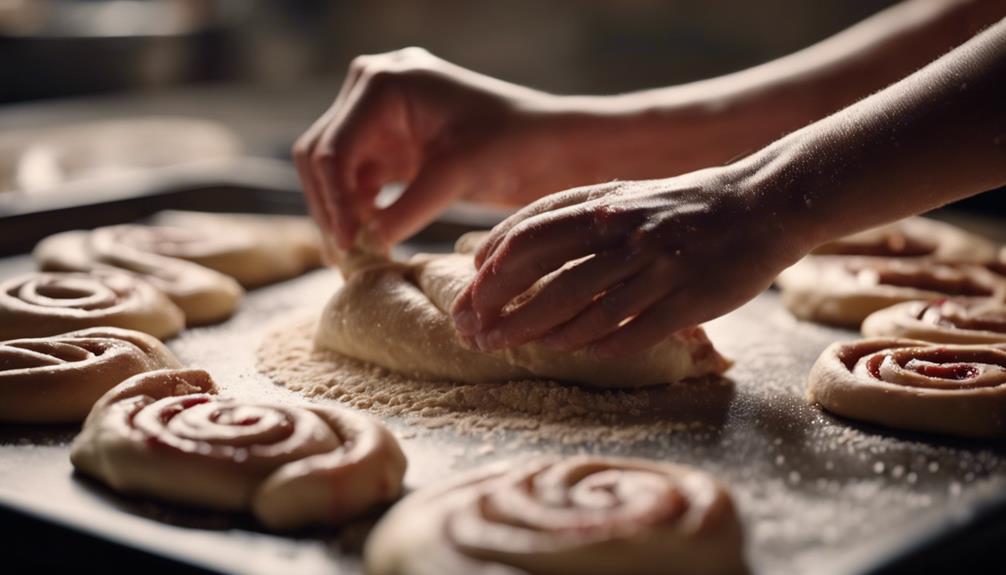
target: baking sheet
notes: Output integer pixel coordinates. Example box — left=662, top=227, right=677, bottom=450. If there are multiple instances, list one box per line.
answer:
left=2, top=243, right=1006, bottom=575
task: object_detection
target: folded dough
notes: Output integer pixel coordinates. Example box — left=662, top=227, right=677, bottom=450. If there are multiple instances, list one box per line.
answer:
left=70, top=368, right=407, bottom=530
left=0, top=271, right=184, bottom=340
left=0, top=327, right=181, bottom=423
left=315, top=235, right=730, bottom=388
left=365, top=456, right=746, bottom=575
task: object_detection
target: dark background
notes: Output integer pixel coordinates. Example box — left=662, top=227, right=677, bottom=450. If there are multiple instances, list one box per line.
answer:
left=0, top=0, right=1000, bottom=214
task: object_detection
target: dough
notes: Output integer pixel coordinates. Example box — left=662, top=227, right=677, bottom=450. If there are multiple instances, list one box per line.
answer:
left=0, top=271, right=184, bottom=340
left=777, top=257, right=1005, bottom=328
left=862, top=299, right=1006, bottom=344
left=34, top=227, right=243, bottom=325
left=365, top=455, right=746, bottom=575
left=0, top=327, right=181, bottom=423
left=149, top=211, right=322, bottom=287
left=316, top=236, right=731, bottom=388
left=807, top=338, right=1006, bottom=438
left=811, top=217, right=1001, bottom=262
left=71, top=368, right=407, bottom=530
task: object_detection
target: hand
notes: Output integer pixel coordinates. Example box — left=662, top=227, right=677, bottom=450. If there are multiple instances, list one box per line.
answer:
left=451, top=165, right=808, bottom=358
left=293, top=48, right=594, bottom=250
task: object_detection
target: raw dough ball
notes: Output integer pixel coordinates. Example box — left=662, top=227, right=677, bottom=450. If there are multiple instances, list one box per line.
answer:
left=0, top=271, right=184, bottom=340
left=149, top=211, right=322, bottom=287
left=0, top=327, right=181, bottom=423
left=71, top=368, right=407, bottom=530
left=316, top=240, right=730, bottom=388
left=807, top=338, right=1006, bottom=438
left=811, top=217, right=1000, bottom=261
left=365, top=456, right=746, bottom=575
left=863, top=299, right=1006, bottom=344
left=777, top=257, right=1004, bottom=328
left=34, top=227, right=243, bottom=325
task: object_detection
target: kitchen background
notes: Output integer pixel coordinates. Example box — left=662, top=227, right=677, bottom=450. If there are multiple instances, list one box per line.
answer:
left=0, top=0, right=1000, bottom=214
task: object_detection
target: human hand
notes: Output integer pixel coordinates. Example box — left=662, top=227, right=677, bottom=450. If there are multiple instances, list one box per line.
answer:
left=293, top=47, right=596, bottom=250
left=451, top=165, right=808, bottom=357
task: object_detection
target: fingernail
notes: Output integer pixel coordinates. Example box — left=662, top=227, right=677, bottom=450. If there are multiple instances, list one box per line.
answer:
left=453, top=309, right=480, bottom=335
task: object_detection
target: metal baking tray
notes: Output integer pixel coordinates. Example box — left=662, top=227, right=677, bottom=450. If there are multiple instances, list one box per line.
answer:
left=1, top=171, right=1005, bottom=574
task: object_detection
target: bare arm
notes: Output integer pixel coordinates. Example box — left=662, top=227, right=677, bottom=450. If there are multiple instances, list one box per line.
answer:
left=294, top=0, right=1005, bottom=249
left=453, top=17, right=1006, bottom=357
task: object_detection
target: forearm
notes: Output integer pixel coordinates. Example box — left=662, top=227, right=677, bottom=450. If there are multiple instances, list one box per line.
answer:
left=745, top=16, right=1006, bottom=252
left=539, top=0, right=1004, bottom=182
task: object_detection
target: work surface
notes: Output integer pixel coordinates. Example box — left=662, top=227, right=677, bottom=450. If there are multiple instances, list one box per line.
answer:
left=1, top=250, right=1004, bottom=575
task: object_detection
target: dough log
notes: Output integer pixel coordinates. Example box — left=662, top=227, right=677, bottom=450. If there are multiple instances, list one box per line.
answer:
left=316, top=237, right=730, bottom=389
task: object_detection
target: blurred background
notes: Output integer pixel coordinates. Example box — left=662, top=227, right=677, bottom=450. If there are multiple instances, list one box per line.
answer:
left=0, top=0, right=1000, bottom=226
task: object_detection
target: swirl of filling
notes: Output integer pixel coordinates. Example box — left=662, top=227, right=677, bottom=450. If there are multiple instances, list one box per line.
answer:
left=70, top=368, right=406, bottom=530
left=0, top=271, right=184, bottom=340
left=365, top=456, right=745, bottom=575
left=101, top=225, right=242, bottom=262
left=808, top=338, right=1006, bottom=437
left=34, top=228, right=244, bottom=326
left=862, top=299, right=1006, bottom=344
left=0, top=327, right=181, bottom=423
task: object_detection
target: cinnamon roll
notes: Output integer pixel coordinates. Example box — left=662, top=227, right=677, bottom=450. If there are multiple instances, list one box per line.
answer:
left=0, top=327, right=181, bottom=423
left=777, top=257, right=1005, bottom=327
left=863, top=299, right=1006, bottom=344
left=807, top=338, right=1006, bottom=437
left=34, top=228, right=243, bottom=325
left=0, top=271, right=184, bottom=340
left=811, top=217, right=1000, bottom=262
left=71, top=368, right=407, bottom=530
left=150, top=211, right=322, bottom=287
left=365, top=456, right=746, bottom=575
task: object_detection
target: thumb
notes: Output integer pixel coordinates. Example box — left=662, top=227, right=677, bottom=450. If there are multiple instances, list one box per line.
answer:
left=371, top=158, right=467, bottom=245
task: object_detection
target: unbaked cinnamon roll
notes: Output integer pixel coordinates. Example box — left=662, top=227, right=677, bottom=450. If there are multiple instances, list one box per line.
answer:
left=34, top=228, right=243, bottom=325
left=777, top=257, right=1005, bottom=327
left=150, top=211, right=322, bottom=287
left=0, top=271, right=184, bottom=340
left=811, top=217, right=1000, bottom=262
left=0, top=327, right=181, bottom=423
left=863, top=299, right=1006, bottom=344
left=71, top=368, right=407, bottom=530
left=807, top=338, right=1006, bottom=437
left=365, top=456, right=746, bottom=575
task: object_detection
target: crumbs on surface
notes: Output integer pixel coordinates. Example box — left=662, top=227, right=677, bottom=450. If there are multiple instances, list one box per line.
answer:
left=255, top=318, right=731, bottom=445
